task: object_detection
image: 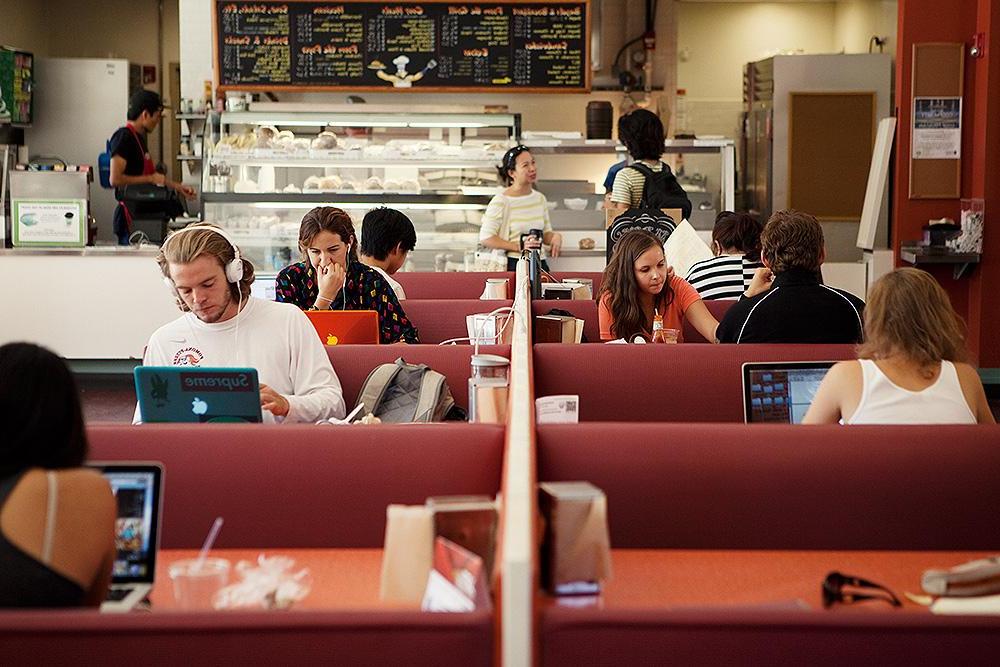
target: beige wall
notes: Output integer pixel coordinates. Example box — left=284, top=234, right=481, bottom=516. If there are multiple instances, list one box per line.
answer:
left=2, top=0, right=182, bottom=172
left=0, top=0, right=51, bottom=55
left=676, top=0, right=896, bottom=137
left=677, top=2, right=837, bottom=102
left=833, top=0, right=897, bottom=55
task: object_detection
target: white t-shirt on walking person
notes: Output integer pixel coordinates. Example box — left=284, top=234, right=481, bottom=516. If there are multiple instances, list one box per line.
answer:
left=134, top=296, right=346, bottom=424
left=370, top=265, right=406, bottom=300
left=479, top=190, right=554, bottom=260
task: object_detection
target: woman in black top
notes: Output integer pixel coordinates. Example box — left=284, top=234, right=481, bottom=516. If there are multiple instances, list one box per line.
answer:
left=0, top=343, right=115, bottom=607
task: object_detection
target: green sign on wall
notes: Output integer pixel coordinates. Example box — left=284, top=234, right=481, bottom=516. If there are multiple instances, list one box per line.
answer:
left=0, top=47, right=33, bottom=126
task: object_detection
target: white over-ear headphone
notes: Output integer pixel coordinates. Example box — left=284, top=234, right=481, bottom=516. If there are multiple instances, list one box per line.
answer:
left=162, top=225, right=245, bottom=291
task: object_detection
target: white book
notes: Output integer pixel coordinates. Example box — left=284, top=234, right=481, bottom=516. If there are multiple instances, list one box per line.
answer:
left=664, top=220, right=713, bottom=279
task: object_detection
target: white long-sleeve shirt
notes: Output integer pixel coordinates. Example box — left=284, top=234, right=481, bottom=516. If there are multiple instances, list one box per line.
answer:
left=135, top=297, right=345, bottom=423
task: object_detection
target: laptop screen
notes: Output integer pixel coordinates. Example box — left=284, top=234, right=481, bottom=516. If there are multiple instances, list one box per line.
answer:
left=134, top=367, right=262, bottom=423
left=743, top=362, right=835, bottom=424
left=305, top=310, right=380, bottom=345
left=94, top=464, right=162, bottom=585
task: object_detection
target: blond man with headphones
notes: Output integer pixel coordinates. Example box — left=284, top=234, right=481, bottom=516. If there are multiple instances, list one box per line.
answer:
left=134, top=224, right=345, bottom=423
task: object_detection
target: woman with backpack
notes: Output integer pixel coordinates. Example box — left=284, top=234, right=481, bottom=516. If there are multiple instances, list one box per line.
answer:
left=598, top=229, right=719, bottom=343
left=608, top=109, right=692, bottom=221
left=479, top=145, right=563, bottom=271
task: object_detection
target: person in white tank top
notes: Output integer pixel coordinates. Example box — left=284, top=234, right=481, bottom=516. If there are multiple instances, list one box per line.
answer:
left=804, top=268, right=994, bottom=425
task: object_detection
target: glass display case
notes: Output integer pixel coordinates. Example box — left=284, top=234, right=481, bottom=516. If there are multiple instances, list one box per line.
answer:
left=199, top=107, right=520, bottom=274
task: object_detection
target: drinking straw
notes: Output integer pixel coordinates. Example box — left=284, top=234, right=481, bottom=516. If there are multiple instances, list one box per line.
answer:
left=195, top=517, right=224, bottom=570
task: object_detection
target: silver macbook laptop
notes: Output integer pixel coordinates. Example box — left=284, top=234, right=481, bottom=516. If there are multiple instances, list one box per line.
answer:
left=92, top=463, right=163, bottom=612
left=742, top=362, right=835, bottom=424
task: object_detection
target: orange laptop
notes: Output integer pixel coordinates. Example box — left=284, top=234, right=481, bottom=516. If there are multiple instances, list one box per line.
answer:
left=305, top=310, right=380, bottom=345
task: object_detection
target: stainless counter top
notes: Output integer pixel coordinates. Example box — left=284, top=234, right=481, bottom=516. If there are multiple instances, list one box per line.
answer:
left=0, top=246, right=161, bottom=257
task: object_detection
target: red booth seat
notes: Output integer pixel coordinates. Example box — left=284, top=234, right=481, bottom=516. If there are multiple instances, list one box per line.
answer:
left=87, top=423, right=504, bottom=549
left=327, top=344, right=510, bottom=411
left=402, top=299, right=512, bottom=344
left=393, top=271, right=514, bottom=299
left=533, top=343, right=857, bottom=422
left=537, top=423, right=1000, bottom=550
left=542, top=609, right=1000, bottom=666
left=0, top=609, right=493, bottom=666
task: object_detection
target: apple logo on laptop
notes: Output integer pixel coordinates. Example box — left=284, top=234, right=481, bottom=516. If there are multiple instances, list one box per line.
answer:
left=326, top=333, right=339, bottom=345
left=191, top=397, right=208, bottom=416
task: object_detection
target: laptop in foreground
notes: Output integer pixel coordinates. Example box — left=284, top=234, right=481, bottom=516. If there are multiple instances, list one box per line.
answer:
left=92, top=463, right=163, bottom=612
left=305, top=310, right=380, bottom=345
left=134, top=367, right=262, bottom=423
left=742, top=361, right=835, bottom=424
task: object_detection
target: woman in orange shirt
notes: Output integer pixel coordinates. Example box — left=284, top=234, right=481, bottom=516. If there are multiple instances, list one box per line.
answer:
left=598, top=230, right=720, bottom=343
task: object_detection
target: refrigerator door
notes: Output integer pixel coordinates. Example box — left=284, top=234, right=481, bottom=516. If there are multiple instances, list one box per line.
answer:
left=28, top=58, right=130, bottom=244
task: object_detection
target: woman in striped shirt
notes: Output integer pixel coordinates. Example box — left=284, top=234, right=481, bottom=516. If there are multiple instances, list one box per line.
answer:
left=479, top=145, right=563, bottom=271
left=685, top=211, right=764, bottom=300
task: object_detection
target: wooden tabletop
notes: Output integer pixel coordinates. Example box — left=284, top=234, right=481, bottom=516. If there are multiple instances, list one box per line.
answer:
left=150, top=548, right=417, bottom=611
left=545, top=549, right=995, bottom=612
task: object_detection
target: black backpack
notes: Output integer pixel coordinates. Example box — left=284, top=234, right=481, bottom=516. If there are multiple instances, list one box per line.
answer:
left=630, top=162, right=692, bottom=219
left=606, top=162, right=691, bottom=262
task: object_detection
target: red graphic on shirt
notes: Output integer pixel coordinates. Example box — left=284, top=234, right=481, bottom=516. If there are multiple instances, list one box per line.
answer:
left=172, top=347, right=204, bottom=366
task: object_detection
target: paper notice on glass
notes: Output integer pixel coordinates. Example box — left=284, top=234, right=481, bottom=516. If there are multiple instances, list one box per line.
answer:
left=663, top=219, right=713, bottom=278
left=912, top=97, right=962, bottom=159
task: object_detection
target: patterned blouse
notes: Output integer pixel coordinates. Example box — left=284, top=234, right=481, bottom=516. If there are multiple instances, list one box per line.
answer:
left=275, top=260, right=419, bottom=344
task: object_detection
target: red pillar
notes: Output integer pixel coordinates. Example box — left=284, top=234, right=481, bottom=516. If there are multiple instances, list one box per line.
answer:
left=894, top=0, right=1000, bottom=365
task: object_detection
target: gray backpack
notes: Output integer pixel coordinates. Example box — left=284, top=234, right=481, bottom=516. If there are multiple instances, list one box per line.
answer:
left=354, top=358, right=461, bottom=423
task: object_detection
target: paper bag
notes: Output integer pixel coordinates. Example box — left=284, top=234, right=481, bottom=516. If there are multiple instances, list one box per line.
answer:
left=380, top=504, right=434, bottom=603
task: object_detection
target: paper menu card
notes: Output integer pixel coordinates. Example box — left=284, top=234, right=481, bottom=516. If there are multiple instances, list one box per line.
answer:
left=664, top=219, right=713, bottom=279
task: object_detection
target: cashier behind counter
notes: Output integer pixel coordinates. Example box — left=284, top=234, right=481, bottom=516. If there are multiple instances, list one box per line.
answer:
left=109, top=90, right=195, bottom=245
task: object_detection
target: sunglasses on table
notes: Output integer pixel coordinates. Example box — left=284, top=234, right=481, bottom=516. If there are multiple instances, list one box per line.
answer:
left=822, top=571, right=902, bottom=609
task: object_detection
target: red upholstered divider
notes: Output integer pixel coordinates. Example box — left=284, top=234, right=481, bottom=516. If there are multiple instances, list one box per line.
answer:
left=0, top=610, right=493, bottom=666
left=327, top=344, right=511, bottom=410
left=533, top=343, right=856, bottom=422
left=537, top=423, right=1000, bottom=550
left=88, top=423, right=504, bottom=549
left=393, top=271, right=515, bottom=299
left=401, top=299, right=512, bottom=344
left=541, top=609, right=1000, bottom=666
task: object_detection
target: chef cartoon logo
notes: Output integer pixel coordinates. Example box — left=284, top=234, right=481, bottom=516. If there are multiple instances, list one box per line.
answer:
left=172, top=347, right=204, bottom=366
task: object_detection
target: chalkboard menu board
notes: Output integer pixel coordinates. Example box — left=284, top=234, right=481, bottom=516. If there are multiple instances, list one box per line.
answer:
left=215, top=1, right=589, bottom=92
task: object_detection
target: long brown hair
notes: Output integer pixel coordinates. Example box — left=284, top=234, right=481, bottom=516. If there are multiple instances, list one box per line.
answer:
left=599, top=230, right=674, bottom=339
left=298, top=207, right=359, bottom=263
left=858, top=268, right=967, bottom=375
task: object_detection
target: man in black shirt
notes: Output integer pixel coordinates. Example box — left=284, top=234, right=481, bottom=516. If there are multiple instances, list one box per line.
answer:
left=109, top=90, right=194, bottom=244
left=716, top=209, right=865, bottom=344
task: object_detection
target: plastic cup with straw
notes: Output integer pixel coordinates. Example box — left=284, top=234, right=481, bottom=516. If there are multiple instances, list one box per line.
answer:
left=168, top=517, right=230, bottom=609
